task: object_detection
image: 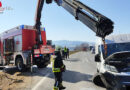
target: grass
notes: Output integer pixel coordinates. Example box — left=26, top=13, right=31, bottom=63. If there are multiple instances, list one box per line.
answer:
left=69, top=51, right=79, bottom=55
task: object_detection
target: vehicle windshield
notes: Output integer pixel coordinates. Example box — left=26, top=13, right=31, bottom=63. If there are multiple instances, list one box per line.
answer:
left=101, top=42, right=130, bottom=58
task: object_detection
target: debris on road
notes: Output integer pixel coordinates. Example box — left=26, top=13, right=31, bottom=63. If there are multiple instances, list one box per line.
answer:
left=0, top=70, right=32, bottom=90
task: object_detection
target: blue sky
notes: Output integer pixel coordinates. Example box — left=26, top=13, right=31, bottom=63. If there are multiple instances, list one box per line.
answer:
left=0, top=0, right=130, bottom=42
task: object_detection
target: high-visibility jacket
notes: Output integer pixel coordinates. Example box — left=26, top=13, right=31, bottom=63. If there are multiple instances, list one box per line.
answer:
left=64, top=48, right=67, bottom=52
left=52, top=51, right=65, bottom=72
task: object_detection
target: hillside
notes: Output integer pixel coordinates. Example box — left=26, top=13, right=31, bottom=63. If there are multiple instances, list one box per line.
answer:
left=52, top=40, right=95, bottom=51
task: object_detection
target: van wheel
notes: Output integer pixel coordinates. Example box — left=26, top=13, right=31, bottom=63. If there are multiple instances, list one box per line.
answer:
left=16, top=58, right=25, bottom=71
left=92, top=73, right=105, bottom=87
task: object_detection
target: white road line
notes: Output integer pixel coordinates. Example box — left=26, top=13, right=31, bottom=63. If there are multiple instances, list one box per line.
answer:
left=32, top=74, right=50, bottom=90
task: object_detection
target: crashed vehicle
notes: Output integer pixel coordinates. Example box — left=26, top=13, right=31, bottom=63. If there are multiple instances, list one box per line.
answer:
left=94, top=34, right=130, bottom=89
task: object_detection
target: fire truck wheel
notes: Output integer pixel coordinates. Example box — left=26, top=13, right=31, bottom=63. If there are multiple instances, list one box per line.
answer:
left=16, top=58, right=25, bottom=71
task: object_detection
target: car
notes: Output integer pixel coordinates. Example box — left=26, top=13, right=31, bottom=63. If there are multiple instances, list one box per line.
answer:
left=91, top=48, right=95, bottom=54
left=94, top=34, right=130, bottom=89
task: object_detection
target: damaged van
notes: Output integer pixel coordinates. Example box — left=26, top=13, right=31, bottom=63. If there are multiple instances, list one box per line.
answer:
left=94, top=34, right=130, bottom=90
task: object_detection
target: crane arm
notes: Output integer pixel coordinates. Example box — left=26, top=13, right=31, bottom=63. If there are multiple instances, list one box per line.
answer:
left=54, top=0, right=114, bottom=38
left=35, top=0, right=45, bottom=46
left=34, top=0, right=114, bottom=47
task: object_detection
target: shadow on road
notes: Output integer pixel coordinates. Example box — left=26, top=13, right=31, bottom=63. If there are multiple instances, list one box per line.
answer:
left=3, top=66, right=93, bottom=84
left=63, top=70, right=93, bottom=83
left=2, top=67, right=19, bottom=75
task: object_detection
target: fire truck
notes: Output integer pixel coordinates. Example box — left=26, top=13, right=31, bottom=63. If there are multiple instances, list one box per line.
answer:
left=0, top=25, right=54, bottom=71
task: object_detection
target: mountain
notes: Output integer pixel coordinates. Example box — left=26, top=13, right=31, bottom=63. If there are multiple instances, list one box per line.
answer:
left=52, top=40, right=95, bottom=51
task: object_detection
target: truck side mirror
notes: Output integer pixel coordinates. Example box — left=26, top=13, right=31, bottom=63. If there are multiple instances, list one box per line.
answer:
left=47, top=40, right=52, bottom=45
left=95, top=54, right=101, bottom=62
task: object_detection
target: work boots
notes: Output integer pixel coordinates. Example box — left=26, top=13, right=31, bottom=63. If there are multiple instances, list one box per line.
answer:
left=59, top=83, right=66, bottom=90
left=53, top=86, right=66, bottom=90
left=53, top=87, right=58, bottom=90
left=59, top=86, right=66, bottom=90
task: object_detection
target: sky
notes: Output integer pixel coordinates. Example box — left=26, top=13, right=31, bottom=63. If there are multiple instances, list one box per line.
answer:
left=0, top=0, right=130, bottom=42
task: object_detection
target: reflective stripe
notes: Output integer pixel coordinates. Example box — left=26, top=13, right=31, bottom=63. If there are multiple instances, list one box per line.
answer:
left=51, top=55, right=54, bottom=62
left=53, top=86, right=58, bottom=90
left=56, top=81, right=59, bottom=87
left=53, top=68, right=61, bottom=72
left=64, top=48, right=67, bottom=52
left=53, top=81, right=59, bottom=90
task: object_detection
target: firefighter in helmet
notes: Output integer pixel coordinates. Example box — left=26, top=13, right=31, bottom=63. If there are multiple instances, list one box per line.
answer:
left=64, top=46, right=67, bottom=60
left=52, top=46, right=66, bottom=90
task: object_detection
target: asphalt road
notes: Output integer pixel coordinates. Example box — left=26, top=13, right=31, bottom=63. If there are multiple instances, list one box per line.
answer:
left=23, top=51, right=106, bottom=90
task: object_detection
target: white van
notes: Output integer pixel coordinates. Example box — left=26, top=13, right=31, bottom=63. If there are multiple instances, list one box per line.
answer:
left=95, top=34, right=130, bottom=90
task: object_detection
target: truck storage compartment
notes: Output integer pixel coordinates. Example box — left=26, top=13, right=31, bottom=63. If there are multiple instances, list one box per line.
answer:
left=3, top=38, right=14, bottom=54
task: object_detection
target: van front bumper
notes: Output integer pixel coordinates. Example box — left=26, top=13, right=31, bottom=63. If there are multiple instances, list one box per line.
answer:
left=100, top=72, right=130, bottom=89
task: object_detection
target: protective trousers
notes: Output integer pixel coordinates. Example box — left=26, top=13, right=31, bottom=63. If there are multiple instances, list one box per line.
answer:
left=64, top=52, right=67, bottom=59
left=53, top=72, right=62, bottom=90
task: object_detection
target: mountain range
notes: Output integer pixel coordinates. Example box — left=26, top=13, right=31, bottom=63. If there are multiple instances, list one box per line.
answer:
left=52, top=40, right=95, bottom=50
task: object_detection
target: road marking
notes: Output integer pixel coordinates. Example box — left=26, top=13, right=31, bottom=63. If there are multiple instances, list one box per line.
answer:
left=80, top=88, right=96, bottom=90
left=32, top=74, right=50, bottom=90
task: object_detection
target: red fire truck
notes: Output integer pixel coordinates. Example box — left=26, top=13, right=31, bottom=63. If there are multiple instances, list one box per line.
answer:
left=0, top=25, right=54, bottom=71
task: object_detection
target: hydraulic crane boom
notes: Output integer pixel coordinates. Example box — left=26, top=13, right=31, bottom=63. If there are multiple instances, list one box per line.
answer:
left=34, top=0, right=114, bottom=46
left=35, top=0, right=44, bottom=47
left=56, top=0, right=114, bottom=38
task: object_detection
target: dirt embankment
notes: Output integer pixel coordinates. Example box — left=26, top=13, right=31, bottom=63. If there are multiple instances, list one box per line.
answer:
left=0, top=69, right=32, bottom=90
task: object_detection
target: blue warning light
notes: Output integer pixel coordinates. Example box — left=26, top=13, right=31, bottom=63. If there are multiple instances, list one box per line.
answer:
left=20, top=25, right=24, bottom=30
left=44, top=28, right=46, bottom=31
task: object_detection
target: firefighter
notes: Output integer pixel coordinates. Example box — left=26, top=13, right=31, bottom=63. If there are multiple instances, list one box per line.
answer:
left=64, top=46, right=67, bottom=60
left=67, top=48, right=69, bottom=59
left=52, top=47, right=66, bottom=90
left=61, top=48, right=65, bottom=60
